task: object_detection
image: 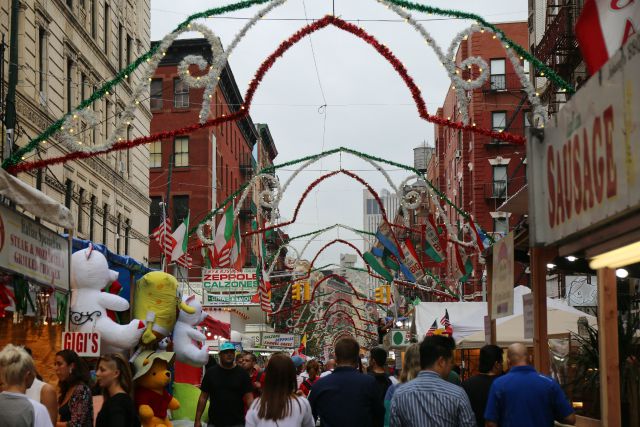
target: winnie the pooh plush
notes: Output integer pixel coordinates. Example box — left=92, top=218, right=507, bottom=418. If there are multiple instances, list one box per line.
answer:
left=133, top=350, right=180, bottom=427
left=70, top=244, right=144, bottom=353
left=133, top=271, right=196, bottom=346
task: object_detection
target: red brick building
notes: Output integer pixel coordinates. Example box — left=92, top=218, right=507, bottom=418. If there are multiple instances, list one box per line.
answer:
left=148, top=38, right=261, bottom=279
left=428, top=22, right=530, bottom=300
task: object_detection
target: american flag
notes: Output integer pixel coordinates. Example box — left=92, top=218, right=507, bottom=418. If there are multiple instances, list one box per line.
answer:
left=176, top=252, right=193, bottom=269
left=426, top=319, right=438, bottom=336
left=440, top=309, right=451, bottom=329
left=150, top=218, right=175, bottom=258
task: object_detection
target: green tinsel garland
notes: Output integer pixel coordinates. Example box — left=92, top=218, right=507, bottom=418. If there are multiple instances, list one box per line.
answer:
left=5, top=0, right=574, bottom=170
left=386, top=0, right=575, bottom=94
left=2, top=0, right=273, bottom=170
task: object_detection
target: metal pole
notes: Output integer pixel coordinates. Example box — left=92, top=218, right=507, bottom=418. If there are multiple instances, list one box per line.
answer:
left=162, top=141, right=175, bottom=272
left=4, top=0, right=19, bottom=161
left=1, top=34, right=6, bottom=160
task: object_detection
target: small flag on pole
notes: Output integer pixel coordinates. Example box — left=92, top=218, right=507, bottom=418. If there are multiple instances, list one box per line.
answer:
left=426, top=319, right=438, bottom=336
left=440, top=309, right=451, bottom=329
left=150, top=218, right=173, bottom=257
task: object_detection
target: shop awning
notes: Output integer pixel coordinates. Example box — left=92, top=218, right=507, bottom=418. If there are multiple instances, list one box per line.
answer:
left=0, top=168, right=74, bottom=229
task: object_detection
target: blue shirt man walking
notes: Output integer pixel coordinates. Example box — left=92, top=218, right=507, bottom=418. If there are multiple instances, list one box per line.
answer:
left=485, top=343, right=576, bottom=427
left=308, top=336, right=384, bottom=427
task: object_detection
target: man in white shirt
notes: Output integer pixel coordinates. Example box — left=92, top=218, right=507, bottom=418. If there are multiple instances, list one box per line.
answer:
left=320, top=358, right=335, bottom=378
left=0, top=344, right=53, bottom=427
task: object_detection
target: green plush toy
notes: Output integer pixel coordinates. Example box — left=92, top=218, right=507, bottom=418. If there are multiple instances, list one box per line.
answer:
left=171, top=382, right=209, bottom=423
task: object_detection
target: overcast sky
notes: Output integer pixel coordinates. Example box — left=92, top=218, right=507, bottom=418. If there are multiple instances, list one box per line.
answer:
left=151, top=0, right=527, bottom=268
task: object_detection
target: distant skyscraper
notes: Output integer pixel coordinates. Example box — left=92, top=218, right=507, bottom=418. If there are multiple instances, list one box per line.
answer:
left=362, top=188, right=399, bottom=251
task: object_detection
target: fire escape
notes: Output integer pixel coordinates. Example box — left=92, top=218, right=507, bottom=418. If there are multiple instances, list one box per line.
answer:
left=534, top=0, right=585, bottom=116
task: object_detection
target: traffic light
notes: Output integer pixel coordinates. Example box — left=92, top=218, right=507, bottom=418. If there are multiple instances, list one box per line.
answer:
left=374, top=286, right=384, bottom=304
left=385, top=284, right=391, bottom=304
left=291, top=282, right=301, bottom=301
left=303, top=281, right=311, bottom=302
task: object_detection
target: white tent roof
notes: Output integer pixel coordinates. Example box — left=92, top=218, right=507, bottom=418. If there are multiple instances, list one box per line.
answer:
left=0, top=168, right=74, bottom=228
left=414, top=286, right=597, bottom=347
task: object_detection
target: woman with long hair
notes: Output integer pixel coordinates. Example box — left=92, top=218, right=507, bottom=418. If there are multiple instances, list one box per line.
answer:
left=245, top=353, right=314, bottom=427
left=298, top=360, right=320, bottom=397
left=383, top=344, right=421, bottom=427
left=54, top=349, right=93, bottom=427
left=95, top=354, right=140, bottom=427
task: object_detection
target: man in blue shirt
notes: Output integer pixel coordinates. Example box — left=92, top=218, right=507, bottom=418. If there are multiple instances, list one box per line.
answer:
left=485, top=343, right=576, bottom=427
left=308, top=336, right=384, bottom=427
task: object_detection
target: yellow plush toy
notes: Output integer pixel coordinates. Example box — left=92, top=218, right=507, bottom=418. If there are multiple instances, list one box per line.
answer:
left=133, top=271, right=195, bottom=345
left=133, top=350, right=180, bottom=427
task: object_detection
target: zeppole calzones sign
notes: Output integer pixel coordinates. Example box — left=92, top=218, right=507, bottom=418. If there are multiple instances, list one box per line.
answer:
left=529, top=34, right=640, bottom=245
left=202, top=268, right=258, bottom=306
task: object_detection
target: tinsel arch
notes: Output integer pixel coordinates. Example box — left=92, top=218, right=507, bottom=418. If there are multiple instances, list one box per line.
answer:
left=4, top=0, right=566, bottom=171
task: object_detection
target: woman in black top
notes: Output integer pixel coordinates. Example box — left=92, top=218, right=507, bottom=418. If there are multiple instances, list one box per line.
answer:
left=95, top=353, right=140, bottom=427
left=55, top=349, right=93, bottom=427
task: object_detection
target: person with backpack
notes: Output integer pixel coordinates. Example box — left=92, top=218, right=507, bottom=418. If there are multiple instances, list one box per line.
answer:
left=298, top=360, right=320, bottom=397
left=368, top=347, right=392, bottom=427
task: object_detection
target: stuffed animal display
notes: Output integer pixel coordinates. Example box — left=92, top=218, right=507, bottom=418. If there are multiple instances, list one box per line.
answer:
left=133, top=350, right=180, bottom=427
left=133, top=272, right=196, bottom=346
left=173, top=295, right=208, bottom=367
left=70, top=245, right=144, bottom=353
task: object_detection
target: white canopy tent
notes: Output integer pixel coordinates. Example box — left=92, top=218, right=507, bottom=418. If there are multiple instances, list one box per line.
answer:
left=414, top=286, right=597, bottom=347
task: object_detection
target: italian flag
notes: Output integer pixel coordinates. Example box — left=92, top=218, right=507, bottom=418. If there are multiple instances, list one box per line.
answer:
left=423, top=214, right=445, bottom=263
left=212, top=203, right=242, bottom=269
left=454, top=243, right=473, bottom=283
left=170, top=211, right=189, bottom=262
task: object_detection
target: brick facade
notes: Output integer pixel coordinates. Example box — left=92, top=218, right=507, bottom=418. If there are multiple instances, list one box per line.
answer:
left=429, top=22, right=529, bottom=300
left=148, top=38, right=259, bottom=280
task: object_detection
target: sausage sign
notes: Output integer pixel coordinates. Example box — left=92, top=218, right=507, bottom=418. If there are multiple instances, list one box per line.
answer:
left=61, top=332, right=101, bottom=357
left=529, top=33, right=640, bottom=246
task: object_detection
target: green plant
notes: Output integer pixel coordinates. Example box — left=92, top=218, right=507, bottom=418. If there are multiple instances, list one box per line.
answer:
left=570, top=312, right=640, bottom=424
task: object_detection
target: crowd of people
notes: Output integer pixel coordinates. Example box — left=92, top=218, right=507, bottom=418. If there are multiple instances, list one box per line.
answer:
left=0, top=334, right=577, bottom=427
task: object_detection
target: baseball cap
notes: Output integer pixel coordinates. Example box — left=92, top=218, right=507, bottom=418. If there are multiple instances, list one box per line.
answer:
left=219, top=342, right=236, bottom=352
left=292, top=356, right=304, bottom=368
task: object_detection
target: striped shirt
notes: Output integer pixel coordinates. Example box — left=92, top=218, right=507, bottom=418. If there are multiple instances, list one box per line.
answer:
left=389, top=370, right=476, bottom=427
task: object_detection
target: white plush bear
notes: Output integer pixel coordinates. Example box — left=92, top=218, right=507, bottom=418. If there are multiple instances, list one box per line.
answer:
left=70, top=245, right=144, bottom=354
left=172, top=295, right=208, bottom=366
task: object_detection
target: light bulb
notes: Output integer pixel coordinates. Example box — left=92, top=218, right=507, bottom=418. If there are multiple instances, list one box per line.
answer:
left=616, top=268, right=629, bottom=279
left=546, top=263, right=556, bottom=269
left=566, top=256, right=577, bottom=262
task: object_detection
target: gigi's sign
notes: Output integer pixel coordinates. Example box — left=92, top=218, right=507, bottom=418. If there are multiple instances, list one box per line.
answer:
left=529, top=32, right=640, bottom=245
left=61, top=332, right=101, bottom=357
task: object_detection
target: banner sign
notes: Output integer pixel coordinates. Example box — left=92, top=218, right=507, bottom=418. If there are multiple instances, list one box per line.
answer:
left=0, top=204, right=69, bottom=289
left=204, top=293, right=258, bottom=306
left=202, top=268, right=258, bottom=290
left=261, top=333, right=296, bottom=348
left=491, top=232, right=514, bottom=319
left=529, top=33, right=640, bottom=245
left=389, top=329, right=410, bottom=347
left=523, top=293, right=534, bottom=340
left=62, top=332, right=101, bottom=357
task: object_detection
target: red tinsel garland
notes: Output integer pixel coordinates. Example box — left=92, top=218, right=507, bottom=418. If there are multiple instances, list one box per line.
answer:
left=9, top=15, right=524, bottom=174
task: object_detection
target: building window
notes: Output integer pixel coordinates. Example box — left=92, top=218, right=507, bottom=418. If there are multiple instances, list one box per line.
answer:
left=150, top=79, right=163, bottom=110
left=103, top=3, right=110, bottom=55
left=91, top=0, right=97, bottom=38
left=66, top=0, right=72, bottom=8
left=66, top=59, right=74, bottom=114
left=124, top=219, right=130, bottom=255
left=492, top=165, right=508, bottom=198
left=89, top=195, right=96, bottom=240
left=174, top=137, right=188, bottom=167
left=490, top=58, right=506, bottom=90
left=38, top=28, right=47, bottom=94
left=102, top=204, right=109, bottom=246
left=174, top=78, right=189, bottom=108
left=116, top=214, right=121, bottom=253
left=149, top=141, right=161, bottom=168
left=492, top=111, right=506, bottom=143
left=118, top=23, right=123, bottom=70
left=366, top=199, right=380, bottom=215
left=104, top=99, right=111, bottom=139
left=494, top=217, right=508, bottom=235
left=77, top=188, right=85, bottom=233
left=80, top=73, right=86, bottom=102
left=149, top=196, right=162, bottom=233
left=126, top=34, right=132, bottom=82
left=172, top=195, right=189, bottom=226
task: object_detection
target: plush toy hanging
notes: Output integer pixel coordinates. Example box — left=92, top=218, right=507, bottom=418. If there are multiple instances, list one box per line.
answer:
left=133, top=272, right=196, bottom=346
left=173, top=295, right=208, bottom=367
left=70, top=245, right=144, bottom=353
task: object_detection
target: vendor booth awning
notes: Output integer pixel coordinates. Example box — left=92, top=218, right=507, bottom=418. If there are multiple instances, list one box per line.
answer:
left=415, top=286, right=597, bottom=347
